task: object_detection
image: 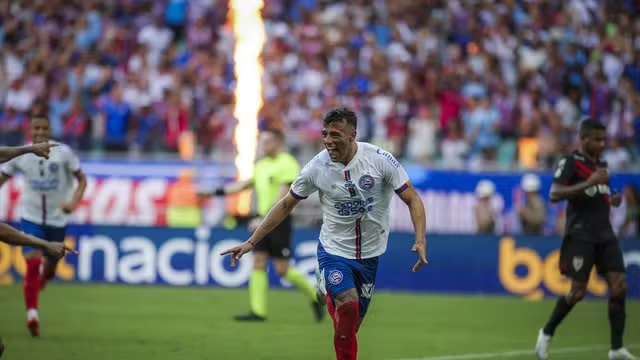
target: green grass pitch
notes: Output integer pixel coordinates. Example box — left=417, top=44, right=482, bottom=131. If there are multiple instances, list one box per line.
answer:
left=0, top=284, right=638, bottom=360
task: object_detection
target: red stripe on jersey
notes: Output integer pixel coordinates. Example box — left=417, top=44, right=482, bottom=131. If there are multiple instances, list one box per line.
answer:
left=573, top=160, right=593, bottom=177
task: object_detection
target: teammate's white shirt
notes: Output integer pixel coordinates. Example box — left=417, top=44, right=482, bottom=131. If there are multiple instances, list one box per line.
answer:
left=290, top=142, right=410, bottom=259
left=1, top=142, right=81, bottom=227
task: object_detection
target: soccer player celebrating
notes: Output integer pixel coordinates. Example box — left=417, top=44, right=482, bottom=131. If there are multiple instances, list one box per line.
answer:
left=221, top=108, right=427, bottom=360
left=0, top=115, right=87, bottom=337
left=535, top=119, right=636, bottom=360
left=199, top=129, right=324, bottom=322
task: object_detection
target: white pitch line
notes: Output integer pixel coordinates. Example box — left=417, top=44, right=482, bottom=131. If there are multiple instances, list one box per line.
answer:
left=394, top=344, right=640, bottom=360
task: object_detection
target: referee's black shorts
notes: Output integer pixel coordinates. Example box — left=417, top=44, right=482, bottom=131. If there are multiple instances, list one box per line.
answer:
left=254, top=215, right=293, bottom=258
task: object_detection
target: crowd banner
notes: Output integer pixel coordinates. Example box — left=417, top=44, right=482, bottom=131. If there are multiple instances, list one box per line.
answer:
left=0, top=226, right=638, bottom=298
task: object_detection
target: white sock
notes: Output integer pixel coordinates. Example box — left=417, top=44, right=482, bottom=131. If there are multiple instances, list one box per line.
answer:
left=27, top=309, right=38, bottom=320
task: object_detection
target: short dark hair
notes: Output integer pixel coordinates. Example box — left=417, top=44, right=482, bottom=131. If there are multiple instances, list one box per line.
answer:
left=579, top=118, right=606, bottom=137
left=323, top=107, right=357, bottom=129
left=261, top=128, right=285, bottom=141
left=30, top=114, right=49, bottom=122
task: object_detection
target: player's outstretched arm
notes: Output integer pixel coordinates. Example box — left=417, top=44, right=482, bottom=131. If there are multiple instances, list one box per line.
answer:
left=0, top=144, right=58, bottom=163
left=549, top=168, right=608, bottom=203
left=0, top=222, right=77, bottom=258
left=396, top=182, right=428, bottom=272
left=220, top=192, right=300, bottom=266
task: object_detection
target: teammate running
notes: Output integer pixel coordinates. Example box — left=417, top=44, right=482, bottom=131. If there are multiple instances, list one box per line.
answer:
left=535, top=119, right=636, bottom=360
left=199, top=129, right=324, bottom=322
left=221, top=107, right=428, bottom=360
left=0, top=115, right=87, bottom=337
left=0, top=143, right=76, bottom=257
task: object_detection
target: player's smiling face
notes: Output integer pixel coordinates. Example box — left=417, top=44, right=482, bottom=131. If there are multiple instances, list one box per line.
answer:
left=322, top=120, right=356, bottom=164
left=30, top=117, right=51, bottom=144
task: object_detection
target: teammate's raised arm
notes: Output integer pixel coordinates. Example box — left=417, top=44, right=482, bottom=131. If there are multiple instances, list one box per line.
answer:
left=0, top=143, right=58, bottom=163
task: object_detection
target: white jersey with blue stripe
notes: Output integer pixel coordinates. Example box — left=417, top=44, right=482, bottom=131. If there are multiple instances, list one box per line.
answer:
left=1, top=142, right=81, bottom=227
left=290, top=142, right=410, bottom=259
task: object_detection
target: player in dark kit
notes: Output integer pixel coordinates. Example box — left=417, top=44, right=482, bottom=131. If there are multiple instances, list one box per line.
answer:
left=535, top=120, right=636, bottom=360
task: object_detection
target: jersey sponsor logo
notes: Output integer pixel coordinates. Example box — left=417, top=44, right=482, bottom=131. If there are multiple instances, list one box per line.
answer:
left=376, top=148, right=400, bottom=168
left=344, top=181, right=357, bottom=197
left=328, top=269, right=343, bottom=285
left=334, top=197, right=374, bottom=216
left=358, top=175, right=375, bottom=191
left=584, top=184, right=610, bottom=197
left=28, top=179, right=59, bottom=191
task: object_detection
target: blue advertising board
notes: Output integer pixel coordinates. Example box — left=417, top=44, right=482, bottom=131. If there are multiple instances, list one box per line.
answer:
left=1, top=227, right=638, bottom=299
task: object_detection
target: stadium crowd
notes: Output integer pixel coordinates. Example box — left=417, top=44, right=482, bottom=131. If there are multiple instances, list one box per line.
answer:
left=1, top=0, right=640, bottom=170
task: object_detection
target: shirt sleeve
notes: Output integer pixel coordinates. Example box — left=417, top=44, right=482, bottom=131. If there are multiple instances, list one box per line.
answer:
left=1, top=157, right=20, bottom=177
left=379, top=149, right=410, bottom=194
left=289, top=158, right=318, bottom=200
left=552, top=156, right=575, bottom=185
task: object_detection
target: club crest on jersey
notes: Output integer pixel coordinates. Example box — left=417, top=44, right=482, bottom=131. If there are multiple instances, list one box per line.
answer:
left=358, top=175, right=375, bottom=191
left=328, top=270, right=343, bottom=285
left=49, top=163, right=59, bottom=173
left=572, top=256, right=584, bottom=271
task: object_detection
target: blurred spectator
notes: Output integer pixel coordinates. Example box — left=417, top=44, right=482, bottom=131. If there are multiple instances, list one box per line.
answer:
left=619, top=185, right=639, bottom=237
left=0, top=106, right=27, bottom=146
left=0, top=0, right=637, bottom=172
left=518, top=174, right=546, bottom=235
left=96, top=84, right=133, bottom=152
left=603, top=138, right=631, bottom=171
left=474, top=180, right=496, bottom=234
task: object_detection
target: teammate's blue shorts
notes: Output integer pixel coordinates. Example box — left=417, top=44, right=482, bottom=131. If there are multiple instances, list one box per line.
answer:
left=20, top=219, right=67, bottom=261
left=317, top=242, right=379, bottom=320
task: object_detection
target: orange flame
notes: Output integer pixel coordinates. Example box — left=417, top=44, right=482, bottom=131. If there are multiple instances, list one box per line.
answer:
left=229, top=0, right=265, bottom=216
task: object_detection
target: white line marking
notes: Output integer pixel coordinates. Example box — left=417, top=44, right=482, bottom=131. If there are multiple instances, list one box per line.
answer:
left=394, top=344, right=640, bottom=360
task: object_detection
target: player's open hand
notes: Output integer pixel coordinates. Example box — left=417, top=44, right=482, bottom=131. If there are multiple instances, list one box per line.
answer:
left=220, top=241, right=254, bottom=267
left=44, top=242, right=78, bottom=259
left=588, top=168, right=609, bottom=186
left=30, top=142, right=58, bottom=159
left=411, top=241, right=428, bottom=272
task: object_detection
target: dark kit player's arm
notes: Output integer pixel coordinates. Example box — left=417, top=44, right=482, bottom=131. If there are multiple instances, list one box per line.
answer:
left=550, top=169, right=608, bottom=203
left=549, top=156, right=608, bottom=203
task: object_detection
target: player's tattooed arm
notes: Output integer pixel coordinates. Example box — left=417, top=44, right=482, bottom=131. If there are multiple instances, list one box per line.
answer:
left=0, top=223, right=76, bottom=258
